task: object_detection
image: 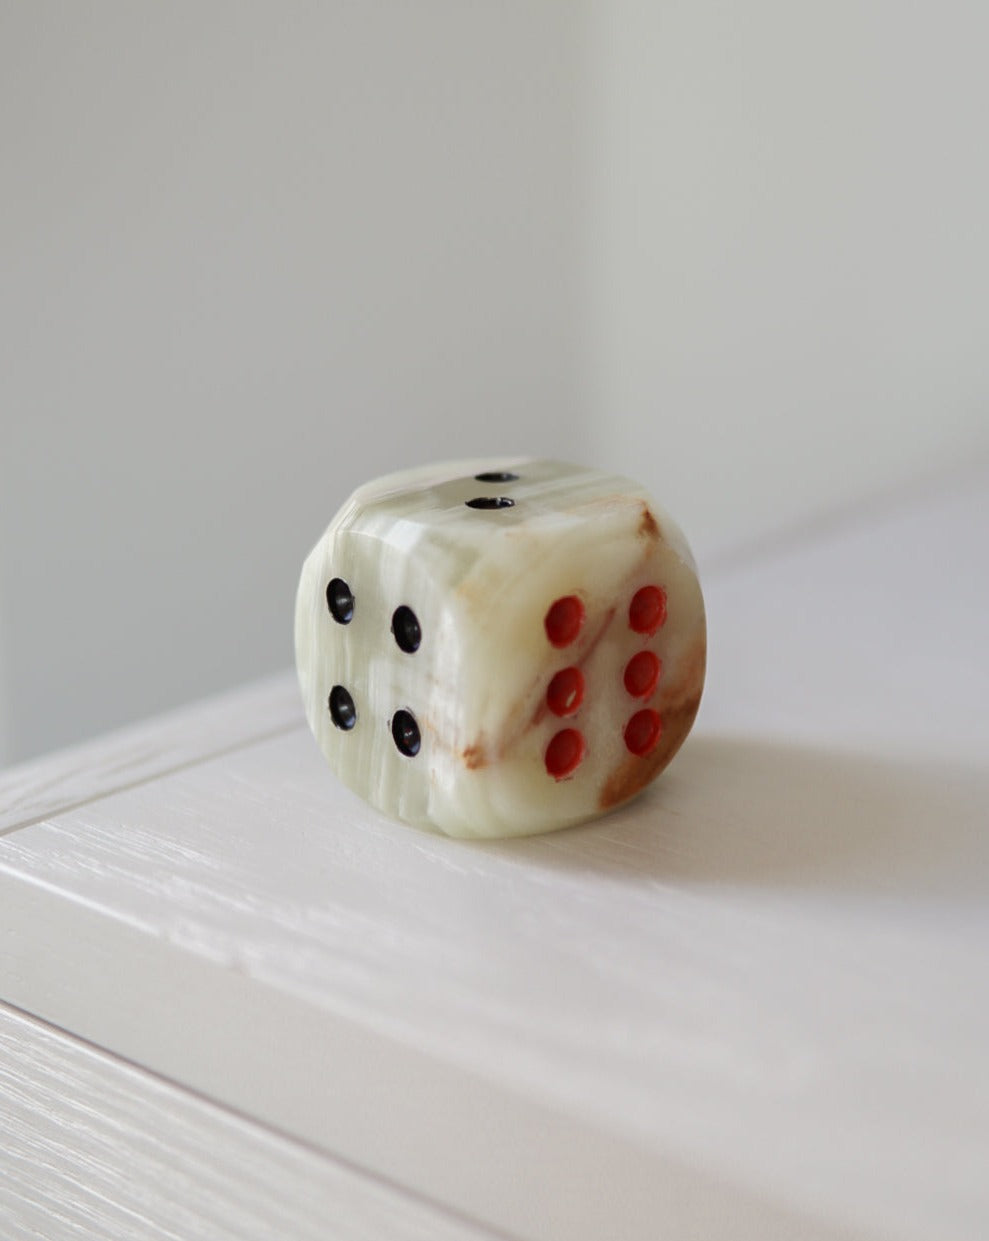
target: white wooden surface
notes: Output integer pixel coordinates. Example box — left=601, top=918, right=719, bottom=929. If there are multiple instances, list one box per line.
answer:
left=0, top=1001, right=498, bottom=1241
left=0, top=674, right=302, bottom=835
left=1, top=467, right=987, bottom=1240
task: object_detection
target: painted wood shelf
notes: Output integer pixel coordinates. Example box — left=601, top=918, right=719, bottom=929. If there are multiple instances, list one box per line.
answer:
left=2, top=467, right=987, bottom=1241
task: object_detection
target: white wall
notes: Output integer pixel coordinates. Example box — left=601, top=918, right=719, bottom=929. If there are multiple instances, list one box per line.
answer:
left=3, top=2, right=988, bottom=766
left=0, top=3, right=586, bottom=764
left=583, top=0, right=989, bottom=560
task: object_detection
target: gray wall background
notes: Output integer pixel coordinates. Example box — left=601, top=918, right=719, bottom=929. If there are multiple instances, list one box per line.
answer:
left=583, top=0, right=989, bottom=552
left=2, top=2, right=987, bottom=766
left=0, top=3, right=586, bottom=763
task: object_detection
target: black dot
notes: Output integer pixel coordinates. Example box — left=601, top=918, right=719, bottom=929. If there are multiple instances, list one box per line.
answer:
left=474, top=471, right=519, bottom=483
left=391, top=709, right=421, bottom=757
left=392, top=605, right=421, bottom=653
left=326, top=578, right=354, bottom=624
left=465, top=496, right=515, bottom=510
left=328, top=685, right=356, bottom=730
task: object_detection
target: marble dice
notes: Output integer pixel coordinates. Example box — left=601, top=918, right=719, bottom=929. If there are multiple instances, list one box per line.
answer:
left=294, top=459, right=706, bottom=839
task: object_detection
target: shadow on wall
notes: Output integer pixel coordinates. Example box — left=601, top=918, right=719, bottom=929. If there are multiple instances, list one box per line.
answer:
left=480, top=735, right=989, bottom=902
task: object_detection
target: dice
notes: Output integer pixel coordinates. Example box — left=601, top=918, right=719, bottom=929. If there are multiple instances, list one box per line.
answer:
left=294, top=459, right=706, bottom=839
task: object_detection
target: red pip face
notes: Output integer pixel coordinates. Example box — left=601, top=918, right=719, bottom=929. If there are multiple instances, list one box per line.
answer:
left=538, top=581, right=674, bottom=787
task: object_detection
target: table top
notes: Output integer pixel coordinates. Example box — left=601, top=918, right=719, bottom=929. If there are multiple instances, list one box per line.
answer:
left=1, top=465, right=987, bottom=1241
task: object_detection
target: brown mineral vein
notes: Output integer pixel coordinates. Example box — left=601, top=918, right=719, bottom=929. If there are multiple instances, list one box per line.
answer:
left=598, top=635, right=707, bottom=811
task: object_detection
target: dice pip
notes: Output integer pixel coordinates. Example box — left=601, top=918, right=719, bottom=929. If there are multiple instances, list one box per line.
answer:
left=294, top=459, right=706, bottom=839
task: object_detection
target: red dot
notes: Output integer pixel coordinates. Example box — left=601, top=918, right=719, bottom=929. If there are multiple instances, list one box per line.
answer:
left=623, top=650, right=661, bottom=699
left=546, top=667, right=585, bottom=717
left=544, top=595, right=585, bottom=647
left=624, top=709, right=662, bottom=757
left=628, top=585, right=667, bottom=635
left=545, top=728, right=585, bottom=779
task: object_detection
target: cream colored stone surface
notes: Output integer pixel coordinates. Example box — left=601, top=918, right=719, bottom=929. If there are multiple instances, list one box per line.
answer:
left=295, top=459, right=706, bottom=838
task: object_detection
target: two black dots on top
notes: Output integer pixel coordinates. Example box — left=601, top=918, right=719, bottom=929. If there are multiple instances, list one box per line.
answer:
left=325, top=578, right=422, bottom=757
left=467, top=469, right=517, bottom=509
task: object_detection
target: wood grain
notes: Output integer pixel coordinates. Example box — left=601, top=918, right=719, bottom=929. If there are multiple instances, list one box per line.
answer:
left=0, top=1001, right=501, bottom=1241
left=0, top=674, right=303, bottom=835
left=2, top=722, right=986, bottom=1239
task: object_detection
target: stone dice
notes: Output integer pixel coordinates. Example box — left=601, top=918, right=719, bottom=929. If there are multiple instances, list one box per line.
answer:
left=294, top=459, right=706, bottom=839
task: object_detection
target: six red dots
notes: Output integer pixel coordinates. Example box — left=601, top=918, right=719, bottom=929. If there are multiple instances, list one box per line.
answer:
left=542, top=585, right=668, bottom=780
